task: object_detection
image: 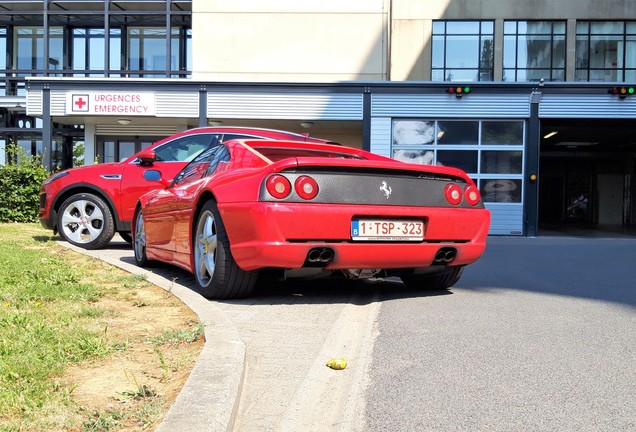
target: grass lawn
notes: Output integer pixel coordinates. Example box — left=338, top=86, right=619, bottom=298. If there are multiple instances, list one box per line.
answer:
left=0, top=223, right=203, bottom=431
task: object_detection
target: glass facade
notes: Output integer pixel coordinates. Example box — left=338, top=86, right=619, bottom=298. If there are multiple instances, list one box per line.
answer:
left=432, top=21, right=495, bottom=82
left=503, top=21, right=566, bottom=82
left=576, top=21, right=636, bottom=82
left=391, top=119, right=524, bottom=203
left=0, top=1, right=192, bottom=168
left=0, top=1, right=192, bottom=88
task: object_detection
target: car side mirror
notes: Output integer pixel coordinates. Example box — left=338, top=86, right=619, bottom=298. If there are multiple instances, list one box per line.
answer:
left=138, top=149, right=157, bottom=166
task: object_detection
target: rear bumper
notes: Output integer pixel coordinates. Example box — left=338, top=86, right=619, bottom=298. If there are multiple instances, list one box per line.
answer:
left=219, top=202, right=490, bottom=271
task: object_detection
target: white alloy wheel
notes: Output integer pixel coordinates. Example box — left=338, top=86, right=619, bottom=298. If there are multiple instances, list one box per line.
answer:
left=58, top=193, right=114, bottom=249
left=194, top=208, right=218, bottom=288
left=133, top=209, right=148, bottom=265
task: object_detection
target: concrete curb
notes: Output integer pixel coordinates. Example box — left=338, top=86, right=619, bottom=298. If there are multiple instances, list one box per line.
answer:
left=58, top=241, right=245, bottom=432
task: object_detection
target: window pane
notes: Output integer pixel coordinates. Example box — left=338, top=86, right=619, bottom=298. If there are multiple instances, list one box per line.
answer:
left=49, top=28, right=63, bottom=72
left=393, top=149, right=435, bottom=165
left=110, top=29, right=122, bottom=70
left=590, top=21, right=623, bottom=34
left=446, top=21, right=480, bottom=34
left=480, top=38, right=494, bottom=76
left=432, top=21, right=445, bottom=34
left=589, top=69, right=620, bottom=81
left=626, top=37, right=636, bottom=68
left=503, top=35, right=516, bottom=68
left=437, top=121, right=479, bottom=144
left=437, top=150, right=478, bottom=173
left=482, top=122, right=523, bottom=144
left=552, top=36, right=566, bottom=68
left=0, top=29, right=6, bottom=70
left=432, top=36, right=445, bottom=68
left=518, top=35, right=552, bottom=68
left=553, top=22, right=566, bottom=34
left=481, top=150, right=523, bottom=174
left=119, top=141, right=136, bottom=161
left=503, top=68, right=516, bottom=81
left=481, top=21, right=494, bottom=33
left=393, top=120, right=436, bottom=145
left=480, top=179, right=521, bottom=203
left=504, top=21, right=516, bottom=34
left=575, top=69, right=588, bottom=81
left=589, top=36, right=622, bottom=68
left=444, top=69, right=478, bottom=81
left=575, top=38, right=589, bottom=68
left=576, top=21, right=589, bottom=34
left=446, top=36, right=479, bottom=67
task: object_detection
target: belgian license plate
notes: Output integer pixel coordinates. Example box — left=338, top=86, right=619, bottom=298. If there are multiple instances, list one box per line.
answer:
left=351, top=219, right=424, bottom=241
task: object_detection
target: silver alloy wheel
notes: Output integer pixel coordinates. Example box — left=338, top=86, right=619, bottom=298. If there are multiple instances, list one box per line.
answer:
left=194, top=209, right=218, bottom=288
left=134, top=210, right=146, bottom=262
left=60, top=199, right=105, bottom=245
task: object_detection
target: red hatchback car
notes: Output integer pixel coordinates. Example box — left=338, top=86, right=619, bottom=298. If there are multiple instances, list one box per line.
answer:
left=39, top=127, right=334, bottom=249
left=132, top=138, right=490, bottom=299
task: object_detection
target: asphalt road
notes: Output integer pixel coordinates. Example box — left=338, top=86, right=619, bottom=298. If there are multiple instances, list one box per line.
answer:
left=361, top=236, right=636, bottom=432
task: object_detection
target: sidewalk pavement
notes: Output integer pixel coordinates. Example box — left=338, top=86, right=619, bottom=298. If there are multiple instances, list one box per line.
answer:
left=60, top=235, right=380, bottom=432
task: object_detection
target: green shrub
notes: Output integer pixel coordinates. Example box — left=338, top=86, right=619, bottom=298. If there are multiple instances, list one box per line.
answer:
left=0, top=144, right=49, bottom=223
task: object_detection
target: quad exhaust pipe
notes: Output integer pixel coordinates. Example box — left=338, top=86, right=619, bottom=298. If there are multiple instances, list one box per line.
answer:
left=433, top=247, right=457, bottom=264
left=305, top=247, right=335, bottom=267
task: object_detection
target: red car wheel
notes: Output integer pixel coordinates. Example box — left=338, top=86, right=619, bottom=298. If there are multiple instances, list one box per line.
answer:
left=193, top=200, right=258, bottom=299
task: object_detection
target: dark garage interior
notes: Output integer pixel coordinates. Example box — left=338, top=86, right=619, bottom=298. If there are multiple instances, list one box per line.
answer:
left=539, top=118, right=636, bottom=236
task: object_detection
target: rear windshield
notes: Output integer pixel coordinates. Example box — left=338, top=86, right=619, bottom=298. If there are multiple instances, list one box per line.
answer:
left=253, top=147, right=364, bottom=161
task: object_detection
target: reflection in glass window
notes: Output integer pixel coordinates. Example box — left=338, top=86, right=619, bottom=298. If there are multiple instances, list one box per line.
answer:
left=392, top=120, right=436, bottom=145
left=432, top=21, right=494, bottom=82
left=73, top=29, right=122, bottom=77
left=15, top=27, right=44, bottom=73
left=437, top=121, right=479, bottom=145
left=0, top=29, right=5, bottom=95
left=480, top=179, right=522, bottom=203
left=393, top=149, right=436, bottom=165
left=481, top=151, right=523, bottom=174
left=128, top=27, right=179, bottom=77
left=482, top=121, right=524, bottom=144
left=576, top=21, right=636, bottom=82
left=503, top=21, right=566, bottom=82
left=437, top=150, right=478, bottom=173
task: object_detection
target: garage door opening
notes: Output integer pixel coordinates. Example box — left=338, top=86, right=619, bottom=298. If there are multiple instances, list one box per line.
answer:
left=539, top=118, right=636, bottom=236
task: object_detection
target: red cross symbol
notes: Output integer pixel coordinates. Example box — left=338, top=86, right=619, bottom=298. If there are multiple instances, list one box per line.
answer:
left=72, top=94, right=89, bottom=112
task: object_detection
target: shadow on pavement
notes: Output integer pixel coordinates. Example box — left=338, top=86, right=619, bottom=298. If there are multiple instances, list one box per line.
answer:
left=458, top=236, right=636, bottom=307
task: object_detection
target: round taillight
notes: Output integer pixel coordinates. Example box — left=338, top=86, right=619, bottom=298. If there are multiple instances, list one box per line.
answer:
left=294, top=176, right=319, bottom=200
left=266, top=174, right=292, bottom=199
left=464, top=185, right=481, bottom=206
left=445, top=183, right=463, bottom=205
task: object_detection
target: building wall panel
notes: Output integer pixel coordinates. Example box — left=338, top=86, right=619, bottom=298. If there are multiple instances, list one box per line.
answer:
left=372, top=94, right=530, bottom=118
left=539, top=95, right=636, bottom=119
left=156, top=92, right=200, bottom=117
left=207, top=93, right=363, bottom=120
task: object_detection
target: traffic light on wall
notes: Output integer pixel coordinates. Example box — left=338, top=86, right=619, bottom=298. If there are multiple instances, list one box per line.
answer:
left=447, top=86, right=472, bottom=98
left=608, top=86, right=635, bottom=99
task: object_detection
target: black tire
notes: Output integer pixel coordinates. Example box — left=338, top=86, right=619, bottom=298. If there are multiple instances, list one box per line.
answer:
left=119, top=232, right=133, bottom=244
left=400, top=266, right=464, bottom=291
left=132, top=207, right=150, bottom=267
left=193, top=199, right=258, bottom=299
left=57, top=193, right=115, bottom=249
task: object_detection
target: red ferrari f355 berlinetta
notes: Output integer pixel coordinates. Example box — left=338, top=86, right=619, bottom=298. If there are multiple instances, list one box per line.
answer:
left=132, top=139, right=490, bottom=299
